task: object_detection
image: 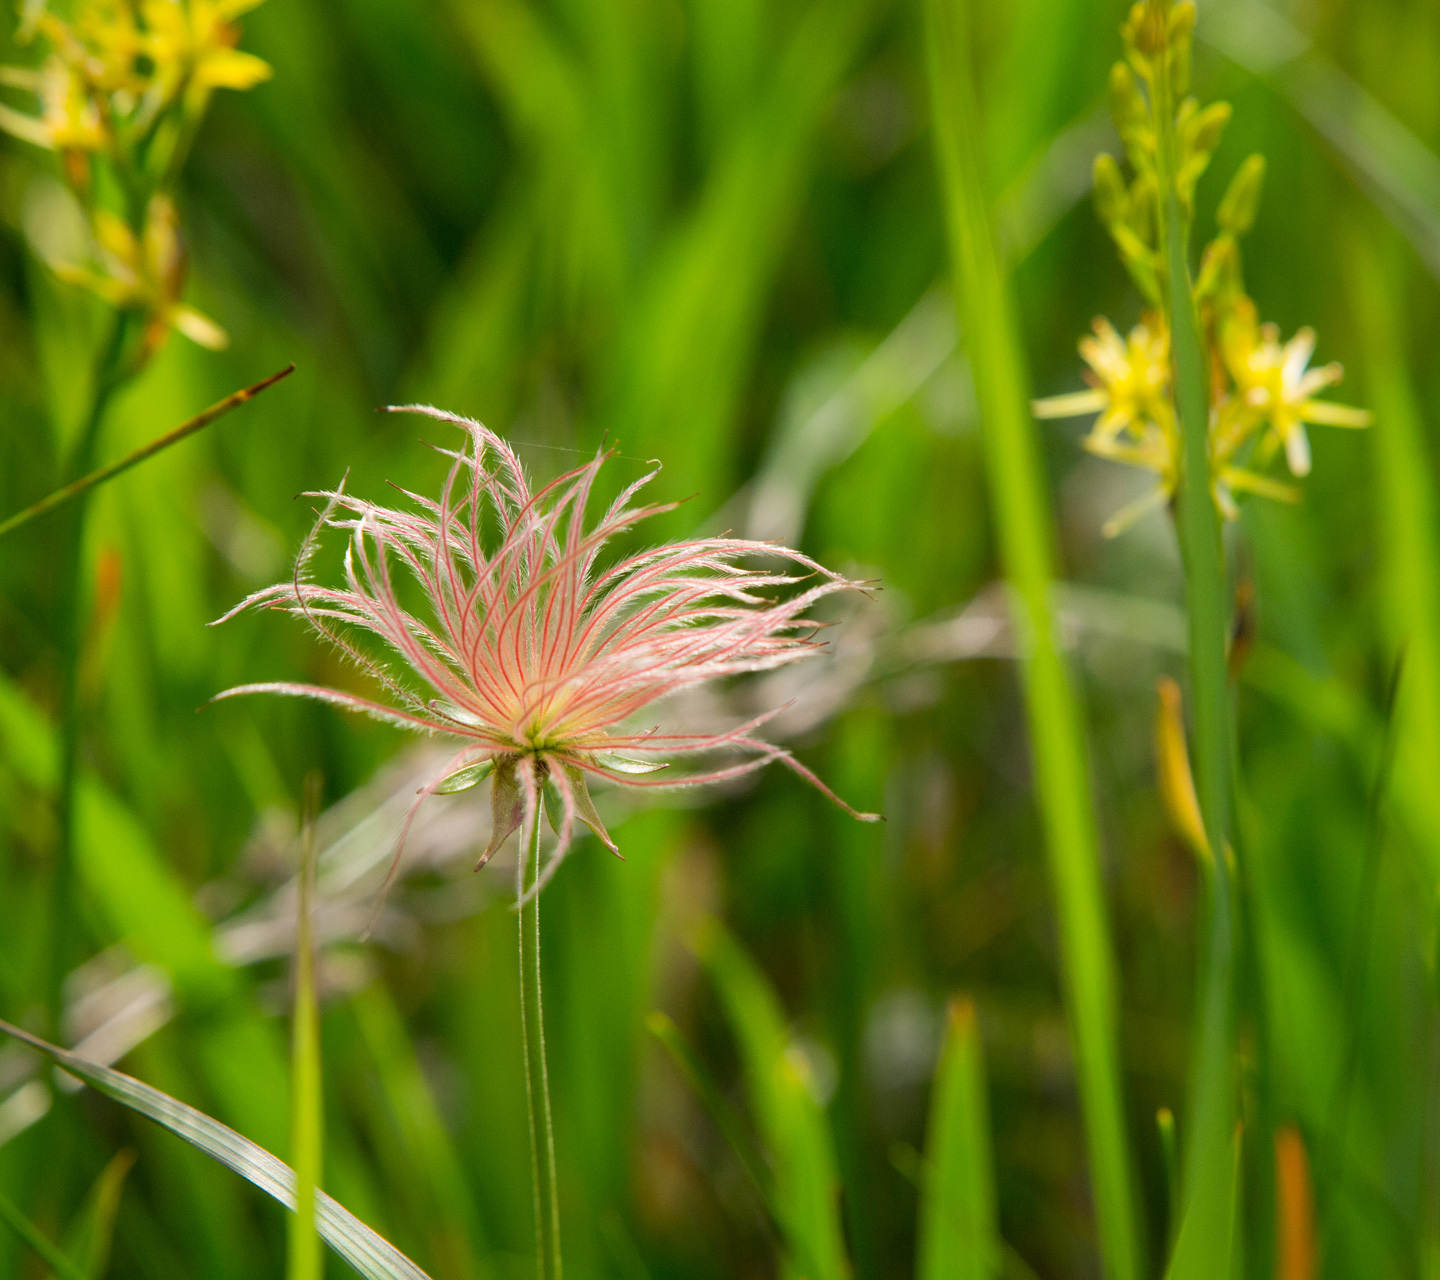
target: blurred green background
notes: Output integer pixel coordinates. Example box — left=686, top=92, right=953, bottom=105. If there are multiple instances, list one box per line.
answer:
left=3, top=0, right=1440, bottom=1276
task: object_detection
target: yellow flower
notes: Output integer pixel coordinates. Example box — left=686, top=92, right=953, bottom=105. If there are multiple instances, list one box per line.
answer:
left=1220, top=299, right=1369, bottom=476
left=1034, top=314, right=1171, bottom=446
left=0, top=55, right=106, bottom=152
left=49, top=2, right=148, bottom=97
left=1035, top=307, right=1304, bottom=535
left=1244, top=326, right=1370, bottom=477
left=54, top=194, right=229, bottom=353
left=143, top=0, right=272, bottom=105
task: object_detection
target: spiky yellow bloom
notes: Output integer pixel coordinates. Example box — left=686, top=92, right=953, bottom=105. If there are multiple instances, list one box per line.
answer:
left=1222, top=305, right=1371, bottom=477
left=1035, top=307, right=1328, bottom=535
left=143, top=0, right=272, bottom=106
left=0, top=57, right=105, bottom=152
left=1034, top=315, right=1171, bottom=447
left=1050, top=0, right=1370, bottom=536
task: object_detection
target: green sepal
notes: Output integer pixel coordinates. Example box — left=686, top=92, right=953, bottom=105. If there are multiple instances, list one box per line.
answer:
left=562, top=763, right=619, bottom=853
left=434, top=758, right=495, bottom=795
left=1216, top=155, right=1266, bottom=237
left=477, top=756, right=524, bottom=868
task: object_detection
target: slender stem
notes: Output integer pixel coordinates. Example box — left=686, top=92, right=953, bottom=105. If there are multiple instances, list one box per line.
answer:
left=1149, top=1, right=1236, bottom=1241
left=288, top=773, right=324, bottom=1280
left=0, top=365, right=295, bottom=541
left=923, top=4, right=1142, bottom=1277
left=518, top=812, right=562, bottom=1280
left=48, top=314, right=132, bottom=1029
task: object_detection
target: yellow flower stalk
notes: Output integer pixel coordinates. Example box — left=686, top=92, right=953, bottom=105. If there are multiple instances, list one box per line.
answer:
left=0, top=0, right=267, bottom=354
left=5, top=0, right=272, bottom=1036
left=1032, top=7, right=1370, bottom=537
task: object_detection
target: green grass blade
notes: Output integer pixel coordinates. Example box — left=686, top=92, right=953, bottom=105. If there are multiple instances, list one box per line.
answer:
left=0, top=1185, right=90, bottom=1280
left=694, top=920, right=848, bottom=1280
left=917, top=999, right=999, bottom=1280
left=64, top=1149, right=136, bottom=1280
left=289, top=773, right=324, bottom=1280
left=923, top=4, right=1142, bottom=1278
left=1346, top=235, right=1440, bottom=884
left=645, top=1011, right=781, bottom=1237
left=0, top=1018, right=435, bottom=1280
left=349, top=981, right=489, bottom=1277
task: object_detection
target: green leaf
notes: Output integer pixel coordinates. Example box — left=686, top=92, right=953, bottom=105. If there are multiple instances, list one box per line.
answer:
left=1346, top=236, right=1440, bottom=886
left=0, top=1018, right=435, bottom=1280
left=64, top=1149, right=136, bottom=1280
left=0, top=1185, right=90, bottom=1280
left=1164, top=1122, right=1241, bottom=1280
left=923, top=3, right=1143, bottom=1279
left=693, top=920, right=848, bottom=1280
left=917, top=999, right=1000, bottom=1280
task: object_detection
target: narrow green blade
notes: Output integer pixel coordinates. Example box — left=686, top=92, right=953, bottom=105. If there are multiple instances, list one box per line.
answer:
left=289, top=773, right=324, bottom=1280
left=0, top=1186, right=89, bottom=1280
left=0, top=1018, right=434, bottom=1280
left=917, top=999, right=999, bottom=1280
left=64, top=1149, right=136, bottom=1280
left=694, top=920, right=849, bottom=1280
left=922, top=2, right=1142, bottom=1277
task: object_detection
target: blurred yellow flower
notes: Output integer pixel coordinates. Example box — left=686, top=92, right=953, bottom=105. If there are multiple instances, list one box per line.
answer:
left=1034, top=315, right=1171, bottom=447
left=144, top=0, right=272, bottom=104
left=1035, top=307, right=1309, bottom=534
left=55, top=194, right=229, bottom=352
left=0, top=0, right=269, bottom=160
left=0, top=56, right=105, bottom=152
left=1223, top=306, right=1371, bottom=477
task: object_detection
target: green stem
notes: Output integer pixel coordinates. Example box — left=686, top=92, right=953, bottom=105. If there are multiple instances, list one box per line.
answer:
left=518, top=812, right=561, bottom=1280
left=923, top=4, right=1142, bottom=1278
left=288, top=773, right=324, bottom=1280
left=48, top=314, right=132, bottom=1029
left=1150, top=10, right=1236, bottom=1264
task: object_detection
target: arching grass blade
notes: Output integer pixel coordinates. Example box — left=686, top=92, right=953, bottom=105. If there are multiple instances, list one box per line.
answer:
left=0, top=1018, right=434, bottom=1280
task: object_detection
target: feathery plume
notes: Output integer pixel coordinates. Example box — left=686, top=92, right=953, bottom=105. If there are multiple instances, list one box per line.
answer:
left=214, top=406, right=879, bottom=906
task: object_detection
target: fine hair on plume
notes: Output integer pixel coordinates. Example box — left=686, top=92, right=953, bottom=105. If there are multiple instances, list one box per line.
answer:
left=212, top=405, right=879, bottom=922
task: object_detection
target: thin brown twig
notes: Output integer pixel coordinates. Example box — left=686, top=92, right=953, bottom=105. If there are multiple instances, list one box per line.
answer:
left=0, top=364, right=296, bottom=541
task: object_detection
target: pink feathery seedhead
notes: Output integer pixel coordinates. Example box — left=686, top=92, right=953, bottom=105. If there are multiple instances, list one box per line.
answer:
left=214, top=405, right=879, bottom=903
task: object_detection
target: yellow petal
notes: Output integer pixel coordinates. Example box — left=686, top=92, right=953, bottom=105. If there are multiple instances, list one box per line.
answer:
left=170, top=304, right=230, bottom=350
left=92, top=209, right=140, bottom=264
left=1219, top=466, right=1300, bottom=505
left=1155, top=676, right=1210, bottom=861
left=196, top=49, right=271, bottom=90
left=53, top=263, right=137, bottom=307
left=0, top=102, right=53, bottom=148
left=1299, top=399, right=1372, bottom=429
left=1032, top=388, right=1107, bottom=419
left=217, top=0, right=265, bottom=18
